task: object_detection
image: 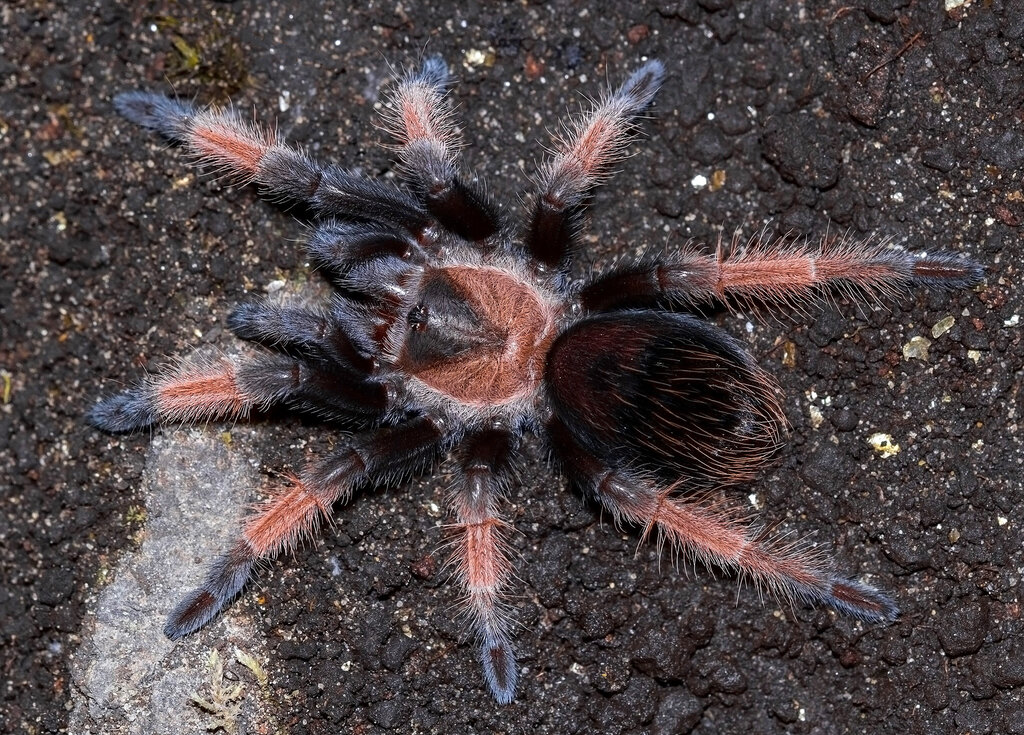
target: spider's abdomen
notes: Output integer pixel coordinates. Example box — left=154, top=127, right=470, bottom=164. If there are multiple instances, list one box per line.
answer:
left=546, top=312, right=786, bottom=489
left=399, top=265, right=559, bottom=409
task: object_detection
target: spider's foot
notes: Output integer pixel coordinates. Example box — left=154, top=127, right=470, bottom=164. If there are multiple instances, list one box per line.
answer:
left=823, top=576, right=899, bottom=624
left=113, top=91, right=195, bottom=141
left=87, top=390, right=157, bottom=433
left=165, top=588, right=224, bottom=640
left=481, top=636, right=517, bottom=705
left=615, top=59, right=666, bottom=112
left=411, top=54, right=451, bottom=89
left=910, top=251, right=986, bottom=291
left=165, top=542, right=254, bottom=639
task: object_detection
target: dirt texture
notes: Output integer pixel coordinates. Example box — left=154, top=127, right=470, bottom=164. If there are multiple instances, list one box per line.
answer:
left=2, top=1, right=1022, bottom=734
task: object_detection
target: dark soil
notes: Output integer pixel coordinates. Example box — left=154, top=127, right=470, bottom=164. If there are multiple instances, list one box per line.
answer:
left=2, top=1, right=1022, bottom=733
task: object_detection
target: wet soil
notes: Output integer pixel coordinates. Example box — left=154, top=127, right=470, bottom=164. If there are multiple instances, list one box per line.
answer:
left=2, top=1, right=1022, bottom=733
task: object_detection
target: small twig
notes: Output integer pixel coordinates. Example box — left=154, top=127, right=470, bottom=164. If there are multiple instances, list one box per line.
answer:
left=861, top=31, right=924, bottom=82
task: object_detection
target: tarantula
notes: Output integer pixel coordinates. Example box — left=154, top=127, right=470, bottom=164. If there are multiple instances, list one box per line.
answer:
left=89, top=57, right=982, bottom=703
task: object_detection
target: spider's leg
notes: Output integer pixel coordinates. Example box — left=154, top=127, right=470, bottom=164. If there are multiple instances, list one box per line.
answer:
left=166, top=412, right=450, bottom=638
left=87, top=350, right=393, bottom=433
left=114, top=92, right=429, bottom=233
left=382, top=56, right=501, bottom=242
left=234, top=353, right=395, bottom=422
left=580, top=237, right=984, bottom=313
left=548, top=418, right=899, bottom=624
left=448, top=426, right=518, bottom=704
left=525, top=60, right=665, bottom=273
left=87, top=354, right=259, bottom=432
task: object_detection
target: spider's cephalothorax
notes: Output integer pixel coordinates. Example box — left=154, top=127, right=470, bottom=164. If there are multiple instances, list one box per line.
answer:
left=90, top=57, right=983, bottom=703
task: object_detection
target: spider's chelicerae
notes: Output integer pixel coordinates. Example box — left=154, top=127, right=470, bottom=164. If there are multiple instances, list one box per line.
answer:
left=90, top=57, right=983, bottom=704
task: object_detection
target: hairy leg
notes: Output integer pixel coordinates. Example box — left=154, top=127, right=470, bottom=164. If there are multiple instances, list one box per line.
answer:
left=580, top=234, right=984, bottom=312
left=88, top=354, right=258, bottom=432
left=88, top=349, right=392, bottom=433
left=166, top=412, right=451, bottom=638
left=305, top=220, right=426, bottom=286
left=448, top=426, right=518, bottom=703
left=526, top=60, right=665, bottom=272
left=113, top=92, right=429, bottom=232
left=226, top=299, right=377, bottom=374
left=382, top=56, right=501, bottom=242
left=549, top=417, right=898, bottom=623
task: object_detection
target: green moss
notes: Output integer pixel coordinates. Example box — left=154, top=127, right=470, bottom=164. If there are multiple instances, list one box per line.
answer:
left=149, top=12, right=251, bottom=104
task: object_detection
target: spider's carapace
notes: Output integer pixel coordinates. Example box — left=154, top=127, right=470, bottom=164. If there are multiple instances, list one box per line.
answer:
left=397, top=265, right=560, bottom=410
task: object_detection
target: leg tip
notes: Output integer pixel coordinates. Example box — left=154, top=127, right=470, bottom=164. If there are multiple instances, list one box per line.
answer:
left=910, top=252, right=986, bottom=290
left=827, top=577, right=900, bottom=624
left=481, top=638, right=518, bottom=704
left=86, top=390, right=157, bottom=433
left=166, top=545, right=255, bottom=640
left=165, top=589, right=222, bottom=640
left=226, top=301, right=265, bottom=342
left=619, top=60, right=666, bottom=111
left=414, top=55, right=451, bottom=90
left=113, top=91, right=194, bottom=140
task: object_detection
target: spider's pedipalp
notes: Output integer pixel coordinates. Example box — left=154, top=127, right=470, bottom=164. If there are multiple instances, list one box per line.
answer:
left=549, top=419, right=899, bottom=624
left=579, top=235, right=984, bottom=312
left=166, top=413, right=450, bottom=639
left=227, top=300, right=376, bottom=375
left=306, top=220, right=426, bottom=280
left=526, top=59, right=666, bottom=271
left=449, top=426, right=519, bottom=704
left=300, top=166, right=430, bottom=232
left=383, top=56, right=501, bottom=241
left=340, top=255, right=425, bottom=304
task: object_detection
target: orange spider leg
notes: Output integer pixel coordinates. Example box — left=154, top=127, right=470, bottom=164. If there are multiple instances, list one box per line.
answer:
left=527, top=60, right=666, bottom=270
left=580, top=234, right=984, bottom=312
left=382, top=56, right=500, bottom=241
left=447, top=427, right=518, bottom=703
left=113, top=91, right=429, bottom=232
left=165, top=414, right=448, bottom=638
left=152, top=356, right=253, bottom=424
left=87, top=350, right=389, bottom=433
left=86, top=355, right=254, bottom=432
left=550, top=417, right=898, bottom=623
